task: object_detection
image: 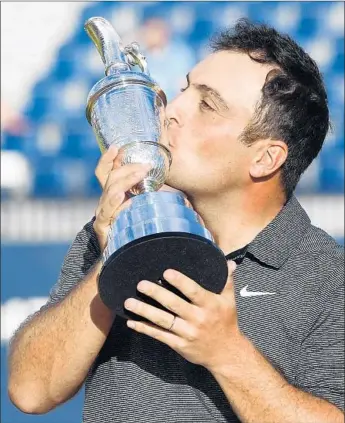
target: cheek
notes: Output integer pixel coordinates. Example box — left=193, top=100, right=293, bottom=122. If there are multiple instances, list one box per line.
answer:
left=172, top=112, right=247, bottom=171
left=194, top=121, right=231, bottom=159
left=196, top=114, right=248, bottom=159
left=197, top=127, right=251, bottom=181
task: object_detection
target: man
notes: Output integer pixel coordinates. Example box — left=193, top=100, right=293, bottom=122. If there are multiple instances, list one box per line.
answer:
left=8, top=19, right=344, bottom=423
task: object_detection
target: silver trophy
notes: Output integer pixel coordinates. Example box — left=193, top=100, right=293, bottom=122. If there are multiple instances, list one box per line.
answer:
left=85, top=17, right=227, bottom=319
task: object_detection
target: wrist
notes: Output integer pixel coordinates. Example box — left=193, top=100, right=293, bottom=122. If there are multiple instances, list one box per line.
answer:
left=91, top=262, right=117, bottom=321
left=207, top=331, right=254, bottom=379
left=92, top=219, right=108, bottom=253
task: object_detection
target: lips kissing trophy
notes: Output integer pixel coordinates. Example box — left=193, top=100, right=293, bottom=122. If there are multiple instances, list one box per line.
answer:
left=85, top=17, right=228, bottom=319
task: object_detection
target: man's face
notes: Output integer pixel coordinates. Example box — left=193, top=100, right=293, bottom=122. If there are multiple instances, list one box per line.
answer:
left=165, top=51, right=272, bottom=198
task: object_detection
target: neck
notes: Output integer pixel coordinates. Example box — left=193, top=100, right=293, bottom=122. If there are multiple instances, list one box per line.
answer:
left=189, top=187, right=286, bottom=256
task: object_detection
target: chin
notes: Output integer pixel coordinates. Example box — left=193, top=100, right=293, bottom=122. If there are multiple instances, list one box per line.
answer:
left=165, top=176, right=180, bottom=191
left=166, top=164, right=194, bottom=194
left=165, top=177, right=190, bottom=197
left=164, top=175, right=178, bottom=189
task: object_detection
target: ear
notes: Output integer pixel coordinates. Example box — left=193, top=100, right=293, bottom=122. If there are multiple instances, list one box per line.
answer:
left=249, top=140, right=288, bottom=179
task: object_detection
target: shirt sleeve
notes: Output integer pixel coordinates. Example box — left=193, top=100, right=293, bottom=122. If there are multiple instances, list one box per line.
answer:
left=294, top=274, right=344, bottom=411
left=41, top=217, right=101, bottom=310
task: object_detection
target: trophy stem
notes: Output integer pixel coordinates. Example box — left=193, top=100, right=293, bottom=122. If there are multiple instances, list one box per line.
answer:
left=133, top=179, right=160, bottom=194
left=117, top=142, right=172, bottom=196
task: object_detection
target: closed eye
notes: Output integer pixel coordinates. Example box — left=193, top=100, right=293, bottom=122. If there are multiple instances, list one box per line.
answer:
left=180, top=79, right=215, bottom=113
left=199, top=100, right=214, bottom=112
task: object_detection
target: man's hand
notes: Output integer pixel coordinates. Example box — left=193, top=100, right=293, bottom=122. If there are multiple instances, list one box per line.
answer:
left=93, top=145, right=188, bottom=252
left=123, top=260, right=241, bottom=371
left=93, top=145, right=151, bottom=251
left=124, top=261, right=345, bottom=423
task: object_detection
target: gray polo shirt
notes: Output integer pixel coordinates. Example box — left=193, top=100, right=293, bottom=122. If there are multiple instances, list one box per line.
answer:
left=44, top=195, right=344, bottom=422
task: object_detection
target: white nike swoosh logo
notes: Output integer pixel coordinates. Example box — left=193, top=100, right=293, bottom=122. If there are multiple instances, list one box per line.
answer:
left=240, top=285, right=276, bottom=297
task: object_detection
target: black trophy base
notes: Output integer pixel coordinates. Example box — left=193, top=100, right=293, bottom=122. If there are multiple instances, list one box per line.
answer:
left=98, top=232, right=228, bottom=320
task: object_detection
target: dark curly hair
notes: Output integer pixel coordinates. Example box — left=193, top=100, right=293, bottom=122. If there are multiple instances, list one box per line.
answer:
left=210, top=19, right=330, bottom=199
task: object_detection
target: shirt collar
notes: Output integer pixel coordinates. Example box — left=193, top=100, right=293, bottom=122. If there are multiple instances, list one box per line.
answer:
left=246, top=195, right=311, bottom=269
left=225, top=245, right=248, bottom=264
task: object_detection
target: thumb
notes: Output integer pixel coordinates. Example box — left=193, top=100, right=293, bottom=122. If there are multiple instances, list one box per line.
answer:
left=221, top=260, right=237, bottom=297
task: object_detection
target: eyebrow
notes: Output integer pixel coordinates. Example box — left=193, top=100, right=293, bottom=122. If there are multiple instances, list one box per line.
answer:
left=186, top=73, right=229, bottom=111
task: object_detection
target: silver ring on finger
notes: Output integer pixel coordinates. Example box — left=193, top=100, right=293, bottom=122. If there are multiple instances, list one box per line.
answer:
left=167, top=315, right=177, bottom=331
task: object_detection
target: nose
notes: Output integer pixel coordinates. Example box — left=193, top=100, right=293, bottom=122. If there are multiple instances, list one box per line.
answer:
left=165, top=96, right=183, bottom=128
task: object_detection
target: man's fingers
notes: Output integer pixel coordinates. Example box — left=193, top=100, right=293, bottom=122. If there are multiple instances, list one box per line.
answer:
left=94, top=158, right=151, bottom=251
left=104, top=163, right=151, bottom=193
left=112, top=152, right=124, bottom=171
left=96, top=165, right=149, bottom=225
left=162, top=269, right=211, bottom=306
left=95, top=144, right=119, bottom=189
left=136, top=280, right=197, bottom=321
left=104, top=162, right=151, bottom=191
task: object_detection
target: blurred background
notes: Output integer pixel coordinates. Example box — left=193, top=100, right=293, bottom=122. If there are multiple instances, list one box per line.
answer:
left=1, top=2, right=344, bottom=422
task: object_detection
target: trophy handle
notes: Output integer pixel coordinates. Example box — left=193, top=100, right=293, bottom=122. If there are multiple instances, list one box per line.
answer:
left=84, top=17, right=130, bottom=75
left=85, top=17, right=150, bottom=76
left=124, top=42, right=150, bottom=75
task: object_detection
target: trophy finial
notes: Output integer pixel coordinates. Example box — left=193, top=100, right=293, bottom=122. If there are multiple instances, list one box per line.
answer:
left=84, top=17, right=130, bottom=75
